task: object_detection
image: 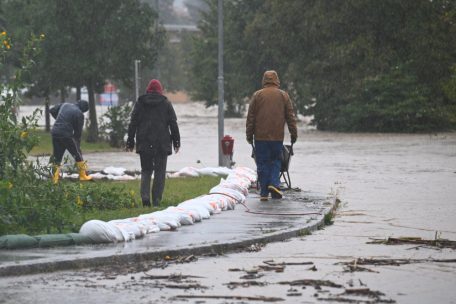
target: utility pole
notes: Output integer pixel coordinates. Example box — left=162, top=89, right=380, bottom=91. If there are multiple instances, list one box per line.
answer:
left=134, top=59, right=141, bottom=101
left=217, top=0, right=225, bottom=167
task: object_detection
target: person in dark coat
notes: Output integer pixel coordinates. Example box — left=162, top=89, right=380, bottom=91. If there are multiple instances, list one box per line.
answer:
left=126, top=79, right=180, bottom=207
left=50, top=100, right=93, bottom=183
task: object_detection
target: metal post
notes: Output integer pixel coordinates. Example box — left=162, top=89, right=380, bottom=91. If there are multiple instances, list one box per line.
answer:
left=217, top=0, right=224, bottom=167
left=134, top=60, right=141, bottom=101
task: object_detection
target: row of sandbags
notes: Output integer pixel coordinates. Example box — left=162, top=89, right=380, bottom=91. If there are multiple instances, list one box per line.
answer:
left=63, top=166, right=235, bottom=181
left=79, top=166, right=257, bottom=243
left=0, top=233, right=95, bottom=249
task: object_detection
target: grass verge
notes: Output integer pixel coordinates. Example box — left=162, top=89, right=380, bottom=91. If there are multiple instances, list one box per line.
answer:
left=30, top=129, right=120, bottom=155
left=74, top=176, right=220, bottom=224
left=69, top=176, right=220, bottom=232
left=1, top=176, right=221, bottom=236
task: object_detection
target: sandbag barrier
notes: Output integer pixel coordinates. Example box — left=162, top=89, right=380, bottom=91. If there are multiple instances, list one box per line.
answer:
left=61, top=165, right=236, bottom=181
left=79, top=166, right=256, bottom=243
left=0, top=167, right=257, bottom=249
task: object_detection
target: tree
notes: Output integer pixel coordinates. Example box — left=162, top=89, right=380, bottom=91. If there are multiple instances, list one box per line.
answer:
left=189, top=0, right=264, bottom=117
left=3, top=0, right=164, bottom=141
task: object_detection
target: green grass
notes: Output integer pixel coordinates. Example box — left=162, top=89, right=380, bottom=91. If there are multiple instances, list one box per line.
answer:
left=71, top=176, right=220, bottom=229
left=30, top=129, right=120, bottom=155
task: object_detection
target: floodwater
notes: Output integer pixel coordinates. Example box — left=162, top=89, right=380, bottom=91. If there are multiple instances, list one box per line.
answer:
left=2, top=103, right=456, bottom=303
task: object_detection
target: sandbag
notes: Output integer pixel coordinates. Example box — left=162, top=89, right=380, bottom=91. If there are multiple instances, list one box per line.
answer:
left=234, top=167, right=257, bottom=182
left=103, top=166, right=126, bottom=176
left=195, top=167, right=218, bottom=177
left=67, top=233, right=96, bottom=245
left=210, top=185, right=246, bottom=203
left=177, top=201, right=211, bottom=219
left=108, top=219, right=145, bottom=241
left=163, top=207, right=196, bottom=225
left=173, top=167, right=199, bottom=177
left=35, top=234, right=74, bottom=248
left=128, top=217, right=161, bottom=234
left=139, top=212, right=181, bottom=230
left=218, top=178, right=249, bottom=196
left=79, top=220, right=122, bottom=243
left=0, top=234, right=38, bottom=249
left=226, top=173, right=252, bottom=189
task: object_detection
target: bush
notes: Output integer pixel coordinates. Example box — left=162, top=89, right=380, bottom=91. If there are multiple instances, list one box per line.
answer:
left=1, top=33, right=139, bottom=235
left=99, top=103, right=133, bottom=148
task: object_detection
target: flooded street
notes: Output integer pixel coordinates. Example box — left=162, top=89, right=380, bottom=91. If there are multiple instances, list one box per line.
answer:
left=3, top=104, right=456, bottom=303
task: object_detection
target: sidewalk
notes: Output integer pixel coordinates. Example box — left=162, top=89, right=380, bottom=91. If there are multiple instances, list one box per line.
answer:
left=0, top=190, right=337, bottom=277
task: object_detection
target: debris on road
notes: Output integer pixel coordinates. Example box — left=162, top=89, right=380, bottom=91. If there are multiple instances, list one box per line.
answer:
left=367, top=237, right=456, bottom=249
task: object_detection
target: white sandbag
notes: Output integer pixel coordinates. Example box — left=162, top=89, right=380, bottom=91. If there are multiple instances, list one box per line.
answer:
left=89, top=172, right=108, bottom=180
left=210, top=185, right=246, bottom=203
left=107, top=174, right=135, bottom=181
left=79, top=220, right=123, bottom=243
left=103, top=166, right=126, bottom=176
left=195, top=167, right=218, bottom=177
left=218, top=178, right=249, bottom=196
left=140, top=212, right=181, bottom=230
left=161, top=208, right=194, bottom=225
left=226, top=173, right=252, bottom=189
left=193, top=195, right=223, bottom=213
left=202, top=194, right=236, bottom=211
left=177, top=201, right=211, bottom=219
left=62, top=173, right=79, bottom=179
left=156, top=222, right=172, bottom=231
left=128, top=217, right=160, bottom=234
left=167, top=206, right=202, bottom=222
left=211, top=167, right=233, bottom=176
left=234, top=167, right=257, bottom=182
left=173, top=166, right=200, bottom=177
left=179, top=197, right=217, bottom=214
left=108, top=219, right=145, bottom=241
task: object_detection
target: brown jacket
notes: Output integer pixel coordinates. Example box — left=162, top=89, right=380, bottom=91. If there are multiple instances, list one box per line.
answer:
left=246, top=71, right=297, bottom=142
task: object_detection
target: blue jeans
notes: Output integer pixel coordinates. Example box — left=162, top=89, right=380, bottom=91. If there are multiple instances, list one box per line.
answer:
left=255, top=140, right=282, bottom=196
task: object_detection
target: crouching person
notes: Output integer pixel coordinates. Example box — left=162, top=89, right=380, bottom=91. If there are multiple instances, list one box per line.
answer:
left=50, top=100, right=93, bottom=184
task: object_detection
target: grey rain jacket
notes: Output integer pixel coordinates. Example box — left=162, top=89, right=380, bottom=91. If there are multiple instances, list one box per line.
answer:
left=50, top=100, right=89, bottom=140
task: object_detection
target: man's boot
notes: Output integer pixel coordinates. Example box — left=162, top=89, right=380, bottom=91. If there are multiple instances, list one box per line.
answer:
left=52, top=165, right=60, bottom=184
left=76, top=161, right=93, bottom=181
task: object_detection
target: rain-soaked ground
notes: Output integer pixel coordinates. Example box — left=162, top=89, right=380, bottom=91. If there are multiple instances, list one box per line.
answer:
left=2, top=103, right=456, bottom=303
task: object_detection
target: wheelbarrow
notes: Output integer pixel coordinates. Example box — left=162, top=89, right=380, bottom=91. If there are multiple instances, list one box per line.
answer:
left=251, top=143, right=294, bottom=189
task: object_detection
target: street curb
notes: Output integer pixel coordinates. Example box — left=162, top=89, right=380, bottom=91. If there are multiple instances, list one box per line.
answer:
left=0, top=196, right=339, bottom=277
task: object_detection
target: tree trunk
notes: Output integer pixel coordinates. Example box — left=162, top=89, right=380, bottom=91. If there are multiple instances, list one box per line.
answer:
left=76, top=86, right=81, bottom=100
left=86, top=82, right=98, bottom=142
left=45, top=97, right=50, bottom=132
left=60, top=88, right=66, bottom=103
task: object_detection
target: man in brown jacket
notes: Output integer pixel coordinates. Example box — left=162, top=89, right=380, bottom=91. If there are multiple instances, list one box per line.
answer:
left=246, top=70, right=297, bottom=201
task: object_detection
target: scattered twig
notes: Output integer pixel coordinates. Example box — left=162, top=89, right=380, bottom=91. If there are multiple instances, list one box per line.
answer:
left=159, top=283, right=207, bottom=289
left=225, top=280, right=268, bottom=289
left=263, top=260, right=314, bottom=266
left=278, top=279, right=343, bottom=288
left=141, top=273, right=204, bottom=281
left=341, top=258, right=456, bottom=267
left=367, top=237, right=456, bottom=249
left=240, top=273, right=264, bottom=280
left=172, top=294, right=284, bottom=302
left=258, top=264, right=285, bottom=272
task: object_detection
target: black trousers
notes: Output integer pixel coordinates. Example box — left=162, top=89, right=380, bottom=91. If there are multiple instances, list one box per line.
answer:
left=52, top=136, right=83, bottom=164
left=139, top=150, right=168, bottom=205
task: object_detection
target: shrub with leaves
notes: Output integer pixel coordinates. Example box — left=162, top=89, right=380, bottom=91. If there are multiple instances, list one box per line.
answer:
left=0, top=33, right=138, bottom=235
left=99, top=103, right=133, bottom=148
